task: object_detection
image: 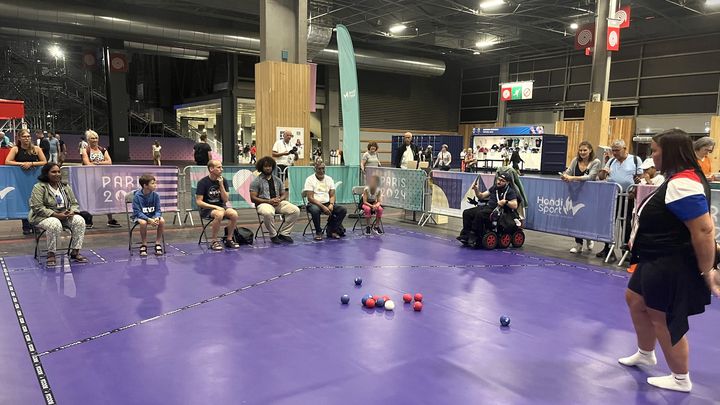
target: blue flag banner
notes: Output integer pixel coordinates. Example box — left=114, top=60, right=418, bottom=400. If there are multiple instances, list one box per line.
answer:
left=0, top=166, right=41, bottom=220
left=522, top=177, right=618, bottom=243
left=336, top=24, right=360, bottom=167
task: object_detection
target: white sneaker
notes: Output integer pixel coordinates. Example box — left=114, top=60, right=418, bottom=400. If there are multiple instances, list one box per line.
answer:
left=569, top=243, right=583, bottom=253
left=586, top=240, right=594, bottom=251
left=647, top=374, right=692, bottom=393
left=618, top=350, right=657, bottom=367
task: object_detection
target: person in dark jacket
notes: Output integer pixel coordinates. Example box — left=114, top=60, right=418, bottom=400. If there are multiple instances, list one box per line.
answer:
left=394, top=132, right=419, bottom=168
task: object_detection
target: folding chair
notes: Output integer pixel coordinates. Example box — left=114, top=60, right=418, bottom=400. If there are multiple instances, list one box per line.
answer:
left=33, top=223, right=74, bottom=261
left=255, top=209, right=286, bottom=242
left=301, top=192, right=328, bottom=236
left=125, top=190, right=166, bottom=256
left=198, top=213, right=233, bottom=245
left=351, top=186, right=384, bottom=233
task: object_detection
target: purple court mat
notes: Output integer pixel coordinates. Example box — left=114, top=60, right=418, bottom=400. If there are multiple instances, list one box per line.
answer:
left=1, top=226, right=718, bottom=404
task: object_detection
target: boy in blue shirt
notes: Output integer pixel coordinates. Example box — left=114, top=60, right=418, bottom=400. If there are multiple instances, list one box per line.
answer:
left=132, top=174, right=165, bottom=256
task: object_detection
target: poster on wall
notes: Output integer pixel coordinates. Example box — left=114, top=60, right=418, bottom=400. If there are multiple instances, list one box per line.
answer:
left=276, top=127, right=305, bottom=159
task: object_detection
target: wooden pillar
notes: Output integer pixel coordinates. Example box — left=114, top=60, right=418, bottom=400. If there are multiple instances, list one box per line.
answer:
left=255, top=61, right=311, bottom=165
left=710, top=115, right=720, bottom=173
left=582, top=101, right=611, bottom=149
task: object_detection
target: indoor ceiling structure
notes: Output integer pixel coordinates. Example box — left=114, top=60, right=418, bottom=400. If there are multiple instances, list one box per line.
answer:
left=5, top=0, right=720, bottom=63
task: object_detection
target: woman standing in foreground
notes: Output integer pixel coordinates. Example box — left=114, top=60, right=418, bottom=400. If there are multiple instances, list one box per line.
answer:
left=620, top=129, right=720, bottom=392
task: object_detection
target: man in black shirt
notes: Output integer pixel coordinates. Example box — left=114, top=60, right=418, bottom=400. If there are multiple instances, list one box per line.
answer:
left=195, top=160, right=240, bottom=251
left=457, top=173, right=518, bottom=244
left=193, top=134, right=212, bottom=166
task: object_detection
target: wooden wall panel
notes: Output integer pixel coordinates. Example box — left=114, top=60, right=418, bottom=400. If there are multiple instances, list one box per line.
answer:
left=255, top=61, right=311, bottom=165
left=556, top=117, right=636, bottom=164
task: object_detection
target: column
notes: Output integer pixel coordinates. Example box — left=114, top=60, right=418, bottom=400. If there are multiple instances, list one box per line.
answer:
left=497, top=61, right=509, bottom=126
left=260, top=0, right=308, bottom=63
left=322, top=65, right=340, bottom=161
left=103, top=39, right=130, bottom=162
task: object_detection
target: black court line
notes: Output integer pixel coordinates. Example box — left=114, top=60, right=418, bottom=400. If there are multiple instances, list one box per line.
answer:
left=1, top=258, right=56, bottom=405
left=36, top=262, right=550, bottom=357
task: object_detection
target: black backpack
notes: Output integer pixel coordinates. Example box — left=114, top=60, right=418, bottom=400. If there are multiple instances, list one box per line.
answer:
left=225, top=227, right=254, bottom=245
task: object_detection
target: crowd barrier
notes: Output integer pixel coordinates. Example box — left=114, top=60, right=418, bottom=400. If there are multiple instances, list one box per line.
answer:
left=287, top=166, right=360, bottom=206
left=364, top=167, right=428, bottom=212
left=427, top=170, right=621, bottom=244
left=0, top=166, right=41, bottom=219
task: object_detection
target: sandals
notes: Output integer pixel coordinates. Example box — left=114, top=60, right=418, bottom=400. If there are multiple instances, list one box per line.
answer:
left=46, top=253, right=56, bottom=267
left=139, top=245, right=148, bottom=257
left=225, top=239, right=240, bottom=249
left=154, top=244, right=164, bottom=256
left=210, top=240, right=224, bottom=251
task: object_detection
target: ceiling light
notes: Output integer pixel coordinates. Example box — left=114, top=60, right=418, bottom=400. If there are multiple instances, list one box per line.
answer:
left=389, top=24, right=407, bottom=34
left=48, top=44, right=64, bottom=59
left=479, top=0, right=504, bottom=10
left=475, top=38, right=497, bottom=48
left=473, top=51, right=480, bottom=55
left=570, top=23, right=579, bottom=30
left=706, top=0, right=720, bottom=7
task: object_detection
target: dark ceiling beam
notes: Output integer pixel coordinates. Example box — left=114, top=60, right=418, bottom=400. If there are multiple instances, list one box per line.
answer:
left=661, top=0, right=704, bottom=15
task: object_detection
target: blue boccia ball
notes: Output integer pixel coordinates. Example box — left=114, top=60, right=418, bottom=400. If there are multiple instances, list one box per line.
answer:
left=354, top=277, right=363, bottom=286
left=375, top=298, right=385, bottom=308
left=500, top=315, right=511, bottom=327
left=341, top=294, right=350, bottom=305
left=361, top=294, right=373, bottom=305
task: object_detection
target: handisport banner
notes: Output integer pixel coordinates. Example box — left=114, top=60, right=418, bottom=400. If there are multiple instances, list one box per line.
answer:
left=64, top=165, right=179, bottom=214
left=364, top=167, right=427, bottom=211
left=523, top=177, right=619, bottom=243
left=429, top=171, right=495, bottom=217
left=287, top=166, right=359, bottom=206
left=186, top=165, right=257, bottom=210
left=0, top=166, right=41, bottom=219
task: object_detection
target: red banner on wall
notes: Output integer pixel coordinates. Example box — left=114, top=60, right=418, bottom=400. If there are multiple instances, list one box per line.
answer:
left=109, top=53, right=128, bottom=73
left=616, top=6, right=631, bottom=29
left=607, top=24, right=620, bottom=51
left=575, top=24, right=595, bottom=50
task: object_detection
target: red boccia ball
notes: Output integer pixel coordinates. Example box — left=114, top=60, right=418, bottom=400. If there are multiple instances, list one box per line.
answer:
left=366, top=298, right=376, bottom=308
left=414, top=293, right=423, bottom=302
left=402, top=293, right=412, bottom=303
left=413, top=301, right=423, bottom=311
left=382, top=295, right=391, bottom=301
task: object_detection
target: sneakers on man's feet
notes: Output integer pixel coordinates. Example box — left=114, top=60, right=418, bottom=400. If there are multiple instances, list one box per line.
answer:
left=596, top=248, right=609, bottom=258
left=270, top=235, right=283, bottom=244
left=279, top=235, right=294, bottom=244
left=364, top=226, right=372, bottom=236
left=586, top=240, right=594, bottom=251
left=107, top=219, right=121, bottom=228
left=570, top=243, right=583, bottom=254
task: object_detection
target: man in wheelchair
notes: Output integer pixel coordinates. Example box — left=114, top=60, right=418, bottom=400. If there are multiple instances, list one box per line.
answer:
left=457, top=172, right=523, bottom=249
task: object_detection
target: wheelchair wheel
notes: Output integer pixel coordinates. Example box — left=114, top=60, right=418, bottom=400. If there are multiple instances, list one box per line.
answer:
left=481, top=231, right=498, bottom=249
left=511, top=230, right=525, bottom=248
left=498, top=233, right=512, bottom=249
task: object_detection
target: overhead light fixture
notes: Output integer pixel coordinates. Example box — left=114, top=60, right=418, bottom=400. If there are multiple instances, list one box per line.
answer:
left=479, top=0, right=505, bottom=10
left=389, top=24, right=407, bottom=34
left=706, top=0, right=720, bottom=7
left=473, top=51, right=480, bottom=55
left=475, top=38, right=497, bottom=48
left=570, top=23, right=579, bottom=30
left=48, top=44, right=64, bottom=59
left=645, top=128, right=651, bottom=133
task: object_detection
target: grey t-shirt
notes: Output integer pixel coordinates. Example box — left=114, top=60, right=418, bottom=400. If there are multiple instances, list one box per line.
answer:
left=362, top=151, right=381, bottom=167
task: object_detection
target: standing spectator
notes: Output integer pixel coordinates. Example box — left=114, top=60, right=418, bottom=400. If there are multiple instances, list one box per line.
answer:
left=243, top=144, right=250, bottom=162
left=434, top=144, right=452, bottom=171
left=463, top=148, right=477, bottom=172
left=78, top=136, right=88, bottom=158
left=250, top=142, right=257, bottom=164
left=393, top=132, right=419, bottom=169
left=304, top=162, right=347, bottom=240
left=561, top=140, right=602, bottom=253
left=28, top=163, right=88, bottom=266
left=0, top=131, right=11, bottom=147
left=639, top=159, right=665, bottom=185
left=693, top=136, right=715, bottom=180
left=5, top=128, right=47, bottom=235
left=597, top=139, right=643, bottom=260
left=195, top=160, right=240, bottom=251
left=152, top=140, right=162, bottom=166
left=250, top=156, right=300, bottom=244
left=360, top=142, right=381, bottom=172
left=422, top=145, right=433, bottom=163
left=272, top=129, right=297, bottom=174
left=619, top=129, right=720, bottom=393
left=81, top=129, right=121, bottom=228
left=193, top=134, right=212, bottom=166
left=56, top=133, right=67, bottom=166
left=46, top=132, right=59, bottom=163
left=37, top=130, right=50, bottom=159
left=510, top=148, right=524, bottom=172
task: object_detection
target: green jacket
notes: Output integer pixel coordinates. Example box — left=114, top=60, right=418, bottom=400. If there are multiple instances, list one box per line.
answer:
left=28, top=182, right=81, bottom=225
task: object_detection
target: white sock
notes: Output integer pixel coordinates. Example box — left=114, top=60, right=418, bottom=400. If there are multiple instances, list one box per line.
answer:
left=618, top=348, right=657, bottom=367
left=647, top=373, right=692, bottom=392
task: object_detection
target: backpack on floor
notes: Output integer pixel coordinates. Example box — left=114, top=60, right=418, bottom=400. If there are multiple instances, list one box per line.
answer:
left=232, top=227, right=254, bottom=245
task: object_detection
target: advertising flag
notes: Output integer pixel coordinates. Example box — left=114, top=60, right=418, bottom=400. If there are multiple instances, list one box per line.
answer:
left=335, top=24, right=360, bottom=166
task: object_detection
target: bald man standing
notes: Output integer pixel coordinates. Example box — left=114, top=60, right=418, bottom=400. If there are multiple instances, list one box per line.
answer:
left=272, top=129, right=298, bottom=175
left=394, top=131, right=419, bottom=169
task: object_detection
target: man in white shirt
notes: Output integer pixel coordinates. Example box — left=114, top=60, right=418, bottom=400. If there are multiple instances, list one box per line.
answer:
left=303, top=162, right=347, bottom=240
left=639, top=158, right=665, bottom=186
left=272, top=129, right=298, bottom=175
left=393, top=132, right=419, bottom=169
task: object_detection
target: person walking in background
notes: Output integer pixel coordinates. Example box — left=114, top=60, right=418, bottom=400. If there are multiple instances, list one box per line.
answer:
left=250, top=142, right=257, bottom=164
left=561, top=140, right=602, bottom=254
left=152, top=140, right=162, bottom=166
left=510, top=148, right=524, bottom=172
left=37, top=130, right=50, bottom=160
left=0, top=131, right=12, bottom=147
left=78, top=136, right=88, bottom=159
left=193, top=134, right=212, bottom=166
left=693, top=136, right=715, bottom=180
left=56, top=133, right=67, bottom=166
left=81, top=129, right=121, bottom=228
left=46, top=132, right=59, bottom=163
left=5, top=128, right=47, bottom=235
